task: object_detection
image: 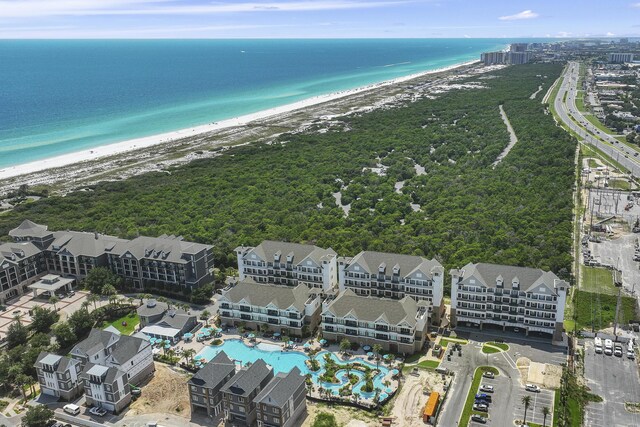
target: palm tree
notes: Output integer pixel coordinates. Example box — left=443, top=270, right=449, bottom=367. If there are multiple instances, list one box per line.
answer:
left=183, top=348, right=196, bottom=364
left=49, top=295, right=59, bottom=311
left=15, top=373, right=29, bottom=401
left=25, top=376, right=36, bottom=397
left=522, top=395, right=532, bottom=424
left=542, top=406, right=550, bottom=427
left=201, top=310, right=211, bottom=325
left=339, top=338, right=351, bottom=355
left=87, top=293, right=99, bottom=311
left=137, top=293, right=145, bottom=305
left=81, top=300, right=91, bottom=312
left=373, top=344, right=383, bottom=368
left=101, top=284, right=117, bottom=306
left=352, top=392, right=360, bottom=404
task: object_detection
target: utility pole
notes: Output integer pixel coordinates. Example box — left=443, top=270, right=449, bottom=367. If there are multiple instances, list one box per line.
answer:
left=613, top=286, right=622, bottom=337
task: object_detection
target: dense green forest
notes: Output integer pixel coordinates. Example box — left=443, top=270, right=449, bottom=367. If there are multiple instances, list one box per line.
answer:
left=0, top=63, right=576, bottom=286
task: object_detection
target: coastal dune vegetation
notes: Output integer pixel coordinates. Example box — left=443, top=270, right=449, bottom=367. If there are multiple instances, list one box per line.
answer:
left=0, top=63, right=575, bottom=286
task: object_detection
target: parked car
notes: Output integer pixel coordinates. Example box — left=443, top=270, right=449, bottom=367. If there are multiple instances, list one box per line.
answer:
left=525, top=384, right=540, bottom=393
left=471, top=414, right=488, bottom=423
left=482, top=371, right=495, bottom=379
left=479, top=384, right=494, bottom=393
left=90, top=406, right=107, bottom=417
left=475, top=393, right=492, bottom=402
left=473, top=403, right=489, bottom=412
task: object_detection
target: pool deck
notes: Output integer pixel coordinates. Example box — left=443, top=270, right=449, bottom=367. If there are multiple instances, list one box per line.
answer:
left=169, top=326, right=400, bottom=408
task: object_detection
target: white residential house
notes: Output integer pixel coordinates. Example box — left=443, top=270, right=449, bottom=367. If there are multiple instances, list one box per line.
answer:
left=450, top=263, right=568, bottom=342
left=235, top=241, right=338, bottom=292
left=338, top=251, right=445, bottom=323
left=80, top=364, right=131, bottom=414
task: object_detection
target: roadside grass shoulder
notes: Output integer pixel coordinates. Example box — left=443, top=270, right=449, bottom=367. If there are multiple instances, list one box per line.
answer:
left=481, top=342, right=509, bottom=354
left=481, top=346, right=501, bottom=354
left=459, top=366, right=499, bottom=427
left=439, top=337, right=468, bottom=348
left=573, top=290, right=637, bottom=330
left=417, top=360, right=440, bottom=370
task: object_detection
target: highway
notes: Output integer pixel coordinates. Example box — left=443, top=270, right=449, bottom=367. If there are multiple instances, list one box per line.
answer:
left=553, top=61, right=640, bottom=177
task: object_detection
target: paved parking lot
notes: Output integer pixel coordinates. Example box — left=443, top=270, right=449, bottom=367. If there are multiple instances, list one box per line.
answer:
left=469, top=373, right=511, bottom=427
left=583, top=339, right=640, bottom=427
left=512, top=387, right=554, bottom=426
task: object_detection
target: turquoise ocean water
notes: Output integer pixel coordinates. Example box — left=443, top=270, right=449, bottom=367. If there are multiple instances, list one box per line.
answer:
left=0, top=39, right=512, bottom=169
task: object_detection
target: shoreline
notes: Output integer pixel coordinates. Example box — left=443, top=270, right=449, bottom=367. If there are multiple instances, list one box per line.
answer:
left=0, top=59, right=479, bottom=181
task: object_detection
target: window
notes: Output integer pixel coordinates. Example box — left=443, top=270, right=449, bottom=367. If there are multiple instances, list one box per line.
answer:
left=191, top=385, right=197, bottom=391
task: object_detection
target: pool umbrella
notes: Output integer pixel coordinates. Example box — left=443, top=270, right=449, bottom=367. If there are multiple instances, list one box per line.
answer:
left=367, top=352, right=374, bottom=357
left=164, top=343, right=171, bottom=349
left=163, top=339, right=171, bottom=346
left=149, top=338, right=156, bottom=344
left=183, top=333, right=193, bottom=339
left=383, top=354, right=392, bottom=360
left=274, top=332, right=281, bottom=337
left=194, top=355, right=203, bottom=361
left=391, top=369, right=399, bottom=375
left=248, top=333, right=256, bottom=339
left=303, top=342, right=311, bottom=348
left=287, top=341, right=294, bottom=346
left=319, top=339, right=327, bottom=345
left=203, top=329, right=211, bottom=337
left=362, top=345, right=372, bottom=352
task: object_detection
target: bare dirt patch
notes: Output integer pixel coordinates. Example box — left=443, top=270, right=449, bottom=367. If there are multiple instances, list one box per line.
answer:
left=127, top=363, right=192, bottom=418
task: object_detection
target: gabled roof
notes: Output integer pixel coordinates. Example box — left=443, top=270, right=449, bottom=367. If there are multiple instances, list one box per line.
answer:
left=238, top=240, right=336, bottom=266
left=189, top=351, right=236, bottom=388
left=9, top=220, right=50, bottom=238
left=48, top=231, right=128, bottom=258
left=156, top=312, right=195, bottom=330
left=35, top=352, right=80, bottom=373
left=221, top=279, right=313, bottom=312
left=108, top=335, right=150, bottom=366
left=254, top=367, right=305, bottom=408
left=342, top=251, right=442, bottom=278
left=220, top=359, right=272, bottom=398
left=323, top=289, right=424, bottom=327
left=111, top=236, right=211, bottom=264
left=0, top=242, right=42, bottom=265
left=71, top=329, right=119, bottom=358
left=454, top=263, right=566, bottom=294
left=80, top=362, right=125, bottom=384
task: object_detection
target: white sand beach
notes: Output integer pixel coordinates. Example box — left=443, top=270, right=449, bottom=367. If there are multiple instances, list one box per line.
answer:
left=0, top=60, right=478, bottom=181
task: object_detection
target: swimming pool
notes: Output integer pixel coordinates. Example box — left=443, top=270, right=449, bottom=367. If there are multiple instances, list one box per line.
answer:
left=197, top=339, right=394, bottom=400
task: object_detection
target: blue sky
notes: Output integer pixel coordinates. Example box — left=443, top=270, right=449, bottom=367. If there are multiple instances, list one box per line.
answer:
left=1, top=0, right=639, bottom=39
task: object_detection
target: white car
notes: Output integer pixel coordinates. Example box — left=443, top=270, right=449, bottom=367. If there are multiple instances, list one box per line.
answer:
left=90, top=406, right=107, bottom=417
left=525, top=384, right=540, bottom=393
left=473, top=403, right=488, bottom=412
left=479, top=384, right=494, bottom=393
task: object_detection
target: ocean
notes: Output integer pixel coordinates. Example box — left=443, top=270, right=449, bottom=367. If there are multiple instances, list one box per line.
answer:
left=0, top=39, right=510, bottom=169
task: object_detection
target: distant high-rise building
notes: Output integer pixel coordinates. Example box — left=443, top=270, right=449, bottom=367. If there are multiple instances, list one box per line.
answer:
left=481, top=51, right=506, bottom=65
left=619, top=38, right=629, bottom=44
left=608, top=53, right=634, bottom=63
left=510, top=43, right=528, bottom=53
left=506, top=51, right=532, bottom=65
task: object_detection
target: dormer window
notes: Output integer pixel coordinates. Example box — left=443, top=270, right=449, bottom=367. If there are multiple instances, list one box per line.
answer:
left=273, top=251, right=281, bottom=261
left=378, top=263, right=386, bottom=273
left=496, top=275, right=503, bottom=287
left=393, top=264, right=400, bottom=275
left=512, top=277, right=519, bottom=288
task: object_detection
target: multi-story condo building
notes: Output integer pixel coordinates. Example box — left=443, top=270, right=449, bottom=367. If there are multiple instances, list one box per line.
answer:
left=608, top=53, right=634, bottom=63
left=34, top=353, right=83, bottom=401
left=450, top=263, right=568, bottom=342
left=219, top=279, right=322, bottom=337
left=221, top=359, right=274, bottom=427
left=70, top=329, right=155, bottom=386
left=338, top=251, right=445, bottom=323
left=0, top=240, right=44, bottom=304
left=80, top=363, right=131, bottom=414
left=235, top=241, right=337, bottom=292
left=321, top=289, right=430, bottom=355
left=5, top=219, right=214, bottom=294
left=255, top=367, right=307, bottom=427
left=189, top=351, right=237, bottom=417
left=481, top=51, right=506, bottom=65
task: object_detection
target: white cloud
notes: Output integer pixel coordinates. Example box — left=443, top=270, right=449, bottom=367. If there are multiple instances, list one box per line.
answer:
left=0, top=0, right=410, bottom=18
left=606, top=31, right=615, bottom=36
left=498, top=10, right=539, bottom=21
left=632, top=2, right=640, bottom=8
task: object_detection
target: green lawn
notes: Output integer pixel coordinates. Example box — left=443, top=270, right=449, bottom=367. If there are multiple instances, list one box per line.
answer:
left=585, top=114, right=613, bottom=135
left=481, top=345, right=501, bottom=354
left=575, top=90, right=586, bottom=112
left=459, top=366, right=499, bottom=427
left=439, top=338, right=468, bottom=348
left=481, top=342, right=509, bottom=353
left=587, top=158, right=599, bottom=168
left=580, top=266, right=617, bottom=295
left=100, top=312, right=139, bottom=335
left=573, top=290, right=638, bottom=331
